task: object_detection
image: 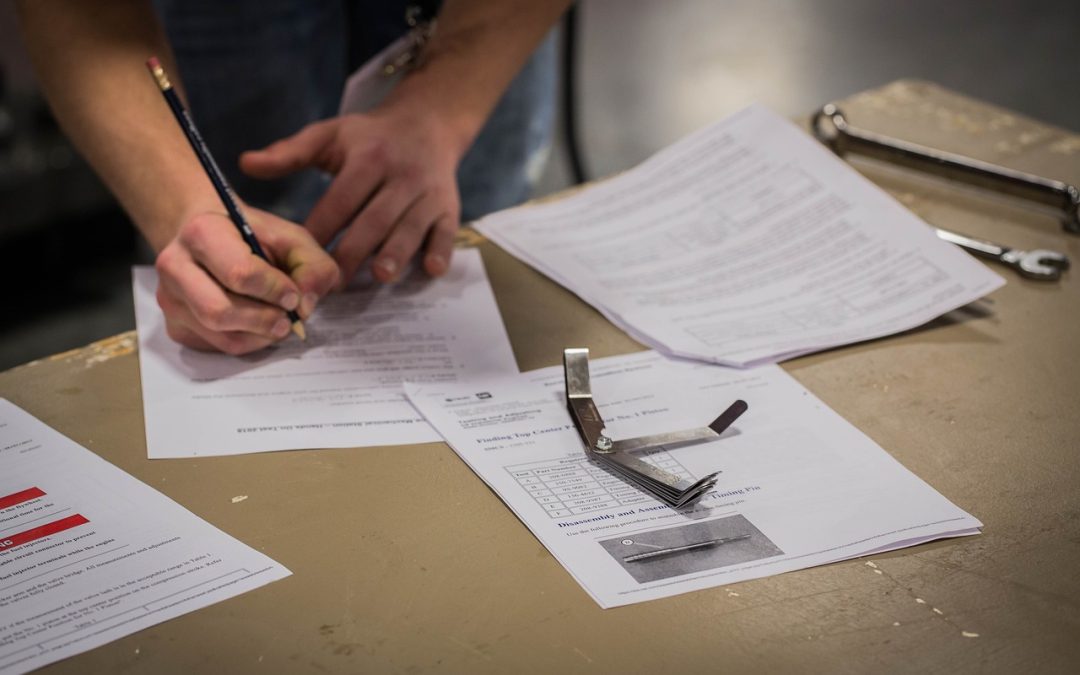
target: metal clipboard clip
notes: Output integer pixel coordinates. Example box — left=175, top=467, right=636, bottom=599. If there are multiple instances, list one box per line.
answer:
left=563, top=348, right=748, bottom=508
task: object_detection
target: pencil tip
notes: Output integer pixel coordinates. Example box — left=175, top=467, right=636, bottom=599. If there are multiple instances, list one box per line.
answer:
left=292, top=321, right=307, bottom=341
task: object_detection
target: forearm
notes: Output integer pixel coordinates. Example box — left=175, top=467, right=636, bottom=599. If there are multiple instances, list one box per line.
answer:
left=385, top=0, right=572, bottom=159
left=15, top=0, right=218, bottom=251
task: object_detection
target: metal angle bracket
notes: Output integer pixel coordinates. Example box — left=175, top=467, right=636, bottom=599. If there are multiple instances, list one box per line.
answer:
left=563, top=348, right=748, bottom=508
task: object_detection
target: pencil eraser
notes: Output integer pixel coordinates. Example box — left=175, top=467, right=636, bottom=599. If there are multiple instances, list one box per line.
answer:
left=147, top=56, right=161, bottom=70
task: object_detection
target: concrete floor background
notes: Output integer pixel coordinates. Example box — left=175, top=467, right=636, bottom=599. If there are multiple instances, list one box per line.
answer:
left=2, top=0, right=1078, bottom=371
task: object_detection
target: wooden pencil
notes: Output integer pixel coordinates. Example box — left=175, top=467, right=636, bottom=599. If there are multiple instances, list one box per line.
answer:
left=145, top=56, right=306, bottom=340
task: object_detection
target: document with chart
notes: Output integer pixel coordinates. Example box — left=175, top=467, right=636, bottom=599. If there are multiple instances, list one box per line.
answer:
left=134, top=248, right=519, bottom=458
left=0, top=400, right=290, bottom=674
left=405, top=351, right=980, bottom=608
left=476, top=104, right=1004, bottom=367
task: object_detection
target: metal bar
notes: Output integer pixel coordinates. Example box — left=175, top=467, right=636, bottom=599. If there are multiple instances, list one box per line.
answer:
left=811, top=104, right=1080, bottom=234
left=623, top=534, right=752, bottom=562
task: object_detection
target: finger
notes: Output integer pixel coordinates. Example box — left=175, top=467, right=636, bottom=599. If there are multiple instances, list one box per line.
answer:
left=168, top=319, right=276, bottom=355
left=333, top=182, right=420, bottom=288
left=179, top=213, right=302, bottom=311
left=239, top=120, right=338, bottom=179
left=162, top=319, right=216, bottom=352
left=373, top=193, right=447, bottom=282
left=157, top=249, right=295, bottom=339
left=157, top=286, right=214, bottom=351
left=257, top=220, right=342, bottom=317
left=157, top=286, right=277, bottom=355
left=423, top=213, right=460, bottom=277
left=305, top=160, right=383, bottom=246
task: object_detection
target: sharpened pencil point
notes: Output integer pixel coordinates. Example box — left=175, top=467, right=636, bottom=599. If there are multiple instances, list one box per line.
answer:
left=291, top=321, right=307, bottom=341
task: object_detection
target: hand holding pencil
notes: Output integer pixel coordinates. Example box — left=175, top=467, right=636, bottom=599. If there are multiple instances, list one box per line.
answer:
left=146, top=57, right=339, bottom=354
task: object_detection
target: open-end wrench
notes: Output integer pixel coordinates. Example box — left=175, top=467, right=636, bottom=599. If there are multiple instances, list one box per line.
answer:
left=812, top=104, right=1080, bottom=234
left=935, top=228, right=1070, bottom=280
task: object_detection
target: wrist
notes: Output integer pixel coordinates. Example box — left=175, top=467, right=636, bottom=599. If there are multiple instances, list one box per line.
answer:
left=379, top=76, right=483, bottom=163
left=147, top=191, right=230, bottom=253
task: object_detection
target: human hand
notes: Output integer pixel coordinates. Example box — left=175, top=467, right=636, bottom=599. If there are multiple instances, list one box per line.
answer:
left=154, top=205, right=341, bottom=354
left=239, top=107, right=463, bottom=287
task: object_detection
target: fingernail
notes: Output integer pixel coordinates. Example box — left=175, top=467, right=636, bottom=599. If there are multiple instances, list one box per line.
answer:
left=425, top=254, right=447, bottom=276
left=375, top=258, right=398, bottom=281
left=272, top=317, right=291, bottom=338
left=281, top=292, right=299, bottom=311
left=300, top=293, right=318, bottom=317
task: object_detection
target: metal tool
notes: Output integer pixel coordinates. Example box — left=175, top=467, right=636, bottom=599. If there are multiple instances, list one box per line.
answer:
left=622, top=534, right=751, bottom=563
left=811, top=103, right=1080, bottom=234
left=934, top=228, right=1070, bottom=280
left=563, top=348, right=748, bottom=508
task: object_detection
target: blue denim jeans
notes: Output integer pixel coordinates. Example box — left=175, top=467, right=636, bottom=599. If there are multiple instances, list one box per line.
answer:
left=154, top=0, right=556, bottom=223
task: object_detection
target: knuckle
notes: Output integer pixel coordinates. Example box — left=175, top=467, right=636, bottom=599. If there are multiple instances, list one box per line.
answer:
left=223, top=259, right=259, bottom=291
left=164, top=322, right=186, bottom=344
left=335, top=259, right=361, bottom=287
left=194, top=297, right=231, bottom=329
left=361, top=140, right=388, bottom=165
left=399, top=220, right=430, bottom=244
left=308, top=261, right=342, bottom=292
left=155, top=246, right=181, bottom=276
left=366, top=206, right=394, bottom=229
left=443, top=190, right=462, bottom=214
left=219, top=336, right=252, bottom=356
left=397, top=163, right=424, bottom=185
left=378, top=242, right=410, bottom=261
left=181, top=213, right=216, bottom=245
left=220, top=339, right=251, bottom=356
left=313, top=257, right=341, bottom=281
left=164, top=322, right=205, bottom=351
left=155, top=287, right=179, bottom=315
left=435, top=214, right=460, bottom=234
left=430, top=191, right=461, bottom=220
left=318, top=191, right=356, bottom=225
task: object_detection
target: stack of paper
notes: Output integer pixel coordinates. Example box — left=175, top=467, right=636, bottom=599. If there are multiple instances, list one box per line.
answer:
left=405, top=351, right=981, bottom=608
left=476, top=105, right=1004, bottom=367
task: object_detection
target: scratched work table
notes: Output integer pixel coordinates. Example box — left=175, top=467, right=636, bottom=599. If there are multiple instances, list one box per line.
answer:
left=2, top=81, right=1078, bottom=673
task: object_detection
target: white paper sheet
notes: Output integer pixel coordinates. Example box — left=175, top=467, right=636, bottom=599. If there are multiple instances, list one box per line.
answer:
left=0, top=400, right=290, bottom=674
left=475, top=104, right=1005, bottom=367
left=134, top=248, right=518, bottom=458
left=405, top=351, right=980, bottom=608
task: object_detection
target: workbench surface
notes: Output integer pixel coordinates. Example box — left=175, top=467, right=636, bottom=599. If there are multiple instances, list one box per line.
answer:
left=2, top=81, right=1078, bottom=674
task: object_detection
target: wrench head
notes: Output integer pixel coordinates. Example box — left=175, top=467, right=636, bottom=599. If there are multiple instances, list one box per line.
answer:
left=1016, top=249, right=1071, bottom=280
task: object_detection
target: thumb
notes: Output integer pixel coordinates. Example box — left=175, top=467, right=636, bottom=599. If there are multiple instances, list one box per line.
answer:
left=239, top=120, right=337, bottom=179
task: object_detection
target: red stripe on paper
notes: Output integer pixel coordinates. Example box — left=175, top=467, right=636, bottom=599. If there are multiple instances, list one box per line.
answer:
left=0, top=514, right=90, bottom=551
left=0, top=487, right=46, bottom=510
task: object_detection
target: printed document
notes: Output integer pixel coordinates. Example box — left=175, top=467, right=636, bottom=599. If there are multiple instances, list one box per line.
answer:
left=405, top=351, right=980, bottom=608
left=476, top=105, right=1004, bottom=366
left=134, top=248, right=518, bottom=458
left=0, top=400, right=289, bottom=674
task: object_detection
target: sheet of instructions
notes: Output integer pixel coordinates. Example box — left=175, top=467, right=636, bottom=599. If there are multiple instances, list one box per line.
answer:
left=0, top=400, right=290, bottom=674
left=475, top=104, right=1005, bottom=367
left=134, top=248, right=519, bottom=458
left=405, top=351, right=980, bottom=608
